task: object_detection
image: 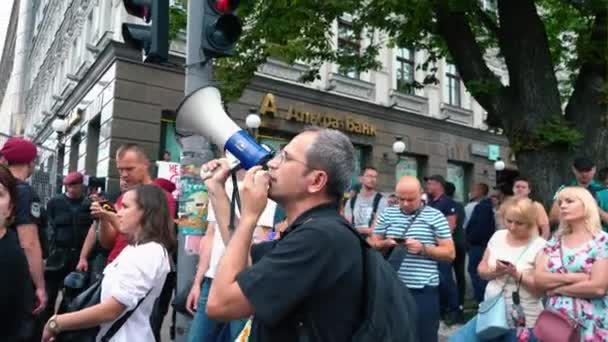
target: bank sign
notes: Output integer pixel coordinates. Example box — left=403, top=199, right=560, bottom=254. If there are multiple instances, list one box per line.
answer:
left=258, top=93, right=376, bottom=136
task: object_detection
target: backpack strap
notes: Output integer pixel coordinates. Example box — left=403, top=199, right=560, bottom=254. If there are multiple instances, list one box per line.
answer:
left=368, top=193, right=383, bottom=227
left=350, top=193, right=358, bottom=224
left=100, top=288, right=152, bottom=341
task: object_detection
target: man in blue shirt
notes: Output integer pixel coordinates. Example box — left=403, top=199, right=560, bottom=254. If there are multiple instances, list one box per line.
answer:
left=370, top=176, right=455, bottom=342
left=425, top=174, right=462, bottom=325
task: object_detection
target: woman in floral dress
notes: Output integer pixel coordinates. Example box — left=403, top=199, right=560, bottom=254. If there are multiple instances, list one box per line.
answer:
left=535, top=186, right=608, bottom=341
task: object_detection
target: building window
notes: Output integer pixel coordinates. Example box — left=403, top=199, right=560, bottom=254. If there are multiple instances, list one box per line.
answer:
left=447, top=162, right=469, bottom=203
left=337, top=20, right=360, bottom=79
left=395, top=48, right=415, bottom=94
left=444, top=62, right=461, bottom=107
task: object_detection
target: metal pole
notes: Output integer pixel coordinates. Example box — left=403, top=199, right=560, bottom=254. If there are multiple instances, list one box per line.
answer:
left=174, top=1, right=215, bottom=340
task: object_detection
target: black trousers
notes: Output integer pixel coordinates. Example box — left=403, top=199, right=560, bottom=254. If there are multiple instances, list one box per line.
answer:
left=453, top=241, right=467, bottom=308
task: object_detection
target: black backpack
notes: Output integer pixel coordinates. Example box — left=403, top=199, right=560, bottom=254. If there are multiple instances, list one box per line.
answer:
left=298, top=216, right=419, bottom=342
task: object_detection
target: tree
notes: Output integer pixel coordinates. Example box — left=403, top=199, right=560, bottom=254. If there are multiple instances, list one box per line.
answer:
left=177, top=0, right=607, bottom=206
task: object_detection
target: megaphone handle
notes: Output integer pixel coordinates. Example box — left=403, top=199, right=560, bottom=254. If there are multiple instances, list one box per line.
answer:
left=228, top=170, right=241, bottom=232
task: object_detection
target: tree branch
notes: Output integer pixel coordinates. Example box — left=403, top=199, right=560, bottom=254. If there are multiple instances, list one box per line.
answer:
left=565, top=8, right=607, bottom=124
left=473, top=3, right=500, bottom=37
left=495, top=0, right=562, bottom=128
left=434, top=3, right=509, bottom=123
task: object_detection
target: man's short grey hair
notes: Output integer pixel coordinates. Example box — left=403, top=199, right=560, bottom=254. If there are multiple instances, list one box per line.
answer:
left=304, top=127, right=355, bottom=200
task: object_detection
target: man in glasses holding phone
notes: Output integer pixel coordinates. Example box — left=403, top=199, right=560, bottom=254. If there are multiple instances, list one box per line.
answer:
left=369, top=176, right=455, bottom=342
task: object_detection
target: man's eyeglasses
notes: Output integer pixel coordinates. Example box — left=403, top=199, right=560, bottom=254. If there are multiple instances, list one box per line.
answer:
left=272, top=150, right=309, bottom=168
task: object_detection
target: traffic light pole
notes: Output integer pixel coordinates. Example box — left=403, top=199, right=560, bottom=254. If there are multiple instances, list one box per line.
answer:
left=174, top=0, right=215, bottom=340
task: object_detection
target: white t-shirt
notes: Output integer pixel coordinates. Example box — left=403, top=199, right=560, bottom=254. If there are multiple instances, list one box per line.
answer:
left=205, top=181, right=276, bottom=278
left=484, top=230, right=546, bottom=328
left=97, top=242, right=170, bottom=341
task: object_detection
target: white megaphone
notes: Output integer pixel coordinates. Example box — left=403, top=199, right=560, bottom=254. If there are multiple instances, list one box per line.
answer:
left=176, top=86, right=273, bottom=170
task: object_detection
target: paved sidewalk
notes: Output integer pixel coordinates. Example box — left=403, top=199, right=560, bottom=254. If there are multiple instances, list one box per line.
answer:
left=438, top=321, right=463, bottom=342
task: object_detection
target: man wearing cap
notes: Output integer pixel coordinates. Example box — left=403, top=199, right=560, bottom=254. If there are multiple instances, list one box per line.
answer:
left=425, top=174, right=462, bottom=325
left=0, top=137, right=47, bottom=341
left=42, top=171, right=93, bottom=324
left=549, top=157, right=606, bottom=227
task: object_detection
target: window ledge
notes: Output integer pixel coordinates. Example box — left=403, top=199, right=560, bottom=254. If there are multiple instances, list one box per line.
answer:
left=327, top=73, right=375, bottom=101
left=441, top=104, right=473, bottom=126
left=388, top=89, right=428, bottom=114
left=259, top=58, right=309, bottom=82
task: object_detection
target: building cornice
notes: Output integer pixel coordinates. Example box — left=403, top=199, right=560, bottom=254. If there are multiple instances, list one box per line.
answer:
left=34, top=41, right=185, bottom=143
left=0, top=0, right=20, bottom=107
left=248, top=75, right=509, bottom=145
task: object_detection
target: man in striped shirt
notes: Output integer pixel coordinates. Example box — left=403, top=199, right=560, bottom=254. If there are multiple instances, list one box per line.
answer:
left=370, top=176, right=455, bottom=342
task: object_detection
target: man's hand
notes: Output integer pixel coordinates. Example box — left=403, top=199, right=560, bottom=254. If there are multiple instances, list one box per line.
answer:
left=240, top=166, right=270, bottom=221
left=201, top=158, right=232, bottom=188
left=405, top=238, right=423, bottom=255
left=186, top=285, right=201, bottom=315
left=76, top=258, right=89, bottom=272
left=33, top=287, right=47, bottom=314
left=376, top=238, right=398, bottom=249
left=90, top=201, right=109, bottom=219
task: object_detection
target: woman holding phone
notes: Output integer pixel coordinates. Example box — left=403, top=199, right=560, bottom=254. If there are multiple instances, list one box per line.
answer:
left=41, top=184, right=175, bottom=342
left=450, top=197, right=546, bottom=341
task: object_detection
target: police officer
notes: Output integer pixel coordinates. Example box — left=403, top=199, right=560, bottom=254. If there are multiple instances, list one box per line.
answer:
left=42, top=171, right=93, bottom=324
left=0, top=137, right=46, bottom=342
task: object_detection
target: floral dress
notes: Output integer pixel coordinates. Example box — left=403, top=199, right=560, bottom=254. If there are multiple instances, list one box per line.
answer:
left=543, top=232, right=608, bottom=341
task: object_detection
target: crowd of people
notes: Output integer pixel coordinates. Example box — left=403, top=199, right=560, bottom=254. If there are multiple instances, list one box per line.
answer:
left=1, top=129, right=608, bottom=342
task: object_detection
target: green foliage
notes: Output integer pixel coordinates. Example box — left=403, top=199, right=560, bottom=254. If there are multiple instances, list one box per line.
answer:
left=511, top=117, right=584, bottom=152
left=169, top=5, right=187, bottom=41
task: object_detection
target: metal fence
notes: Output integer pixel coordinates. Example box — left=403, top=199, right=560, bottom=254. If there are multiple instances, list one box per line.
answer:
left=0, top=132, right=58, bottom=205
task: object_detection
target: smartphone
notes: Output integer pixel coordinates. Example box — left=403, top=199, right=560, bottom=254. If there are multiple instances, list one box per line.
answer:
left=392, top=238, right=406, bottom=244
left=497, top=259, right=513, bottom=266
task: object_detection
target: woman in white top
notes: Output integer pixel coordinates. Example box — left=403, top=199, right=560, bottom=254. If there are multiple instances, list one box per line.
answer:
left=42, top=184, right=175, bottom=342
left=450, top=197, right=546, bottom=341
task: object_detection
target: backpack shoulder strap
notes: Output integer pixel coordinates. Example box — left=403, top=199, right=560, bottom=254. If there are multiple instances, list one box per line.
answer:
left=368, top=193, right=383, bottom=226
left=350, top=193, right=358, bottom=223
left=100, top=288, right=152, bottom=341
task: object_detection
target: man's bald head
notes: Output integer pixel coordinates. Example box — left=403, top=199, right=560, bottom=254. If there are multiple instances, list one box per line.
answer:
left=395, top=176, right=423, bottom=214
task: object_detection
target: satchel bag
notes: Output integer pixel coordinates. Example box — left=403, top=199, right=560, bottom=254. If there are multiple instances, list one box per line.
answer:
left=56, top=276, right=151, bottom=342
left=533, top=237, right=581, bottom=342
left=476, top=239, right=534, bottom=339
left=386, top=207, right=423, bottom=272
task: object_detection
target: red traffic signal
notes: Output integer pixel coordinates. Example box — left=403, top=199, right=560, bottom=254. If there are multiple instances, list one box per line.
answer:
left=216, top=0, right=239, bottom=13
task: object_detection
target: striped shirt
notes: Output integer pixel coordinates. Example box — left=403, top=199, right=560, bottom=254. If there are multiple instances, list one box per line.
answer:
left=374, top=205, right=452, bottom=288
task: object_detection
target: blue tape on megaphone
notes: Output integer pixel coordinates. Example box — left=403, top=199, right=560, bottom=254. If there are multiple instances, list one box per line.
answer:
left=225, top=130, right=273, bottom=170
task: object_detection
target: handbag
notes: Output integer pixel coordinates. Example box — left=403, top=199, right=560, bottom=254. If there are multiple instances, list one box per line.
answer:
left=56, top=276, right=151, bottom=342
left=533, top=237, right=581, bottom=342
left=476, top=240, right=534, bottom=339
left=386, top=207, right=423, bottom=271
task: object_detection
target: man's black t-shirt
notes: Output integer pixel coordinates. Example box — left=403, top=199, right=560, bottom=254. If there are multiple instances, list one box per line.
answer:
left=0, top=229, right=30, bottom=341
left=10, top=180, right=47, bottom=256
left=236, top=203, right=363, bottom=342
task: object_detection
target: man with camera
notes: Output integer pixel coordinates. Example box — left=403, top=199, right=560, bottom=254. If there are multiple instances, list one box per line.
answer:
left=203, top=127, right=363, bottom=342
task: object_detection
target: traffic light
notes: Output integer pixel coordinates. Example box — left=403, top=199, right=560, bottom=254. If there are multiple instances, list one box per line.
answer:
left=201, top=0, right=243, bottom=57
left=122, top=0, right=169, bottom=63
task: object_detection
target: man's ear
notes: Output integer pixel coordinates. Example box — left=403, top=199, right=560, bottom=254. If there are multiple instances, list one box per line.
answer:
left=308, top=170, right=329, bottom=195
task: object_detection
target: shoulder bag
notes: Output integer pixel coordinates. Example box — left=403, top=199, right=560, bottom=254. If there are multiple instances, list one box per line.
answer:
left=56, top=276, right=151, bottom=342
left=533, top=237, right=581, bottom=342
left=476, top=239, right=534, bottom=339
left=386, top=207, right=423, bottom=271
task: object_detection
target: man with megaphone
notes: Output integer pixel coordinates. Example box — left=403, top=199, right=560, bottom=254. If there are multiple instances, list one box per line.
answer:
left=201, top=127, right=363, bottom=341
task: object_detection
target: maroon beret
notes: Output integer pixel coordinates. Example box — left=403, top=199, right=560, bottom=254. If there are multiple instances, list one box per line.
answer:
left=153, top=178, right=176, bottom=193
left=0, top=137, right=37, bottom=164
left=63, top=171, right=84, bottom=185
